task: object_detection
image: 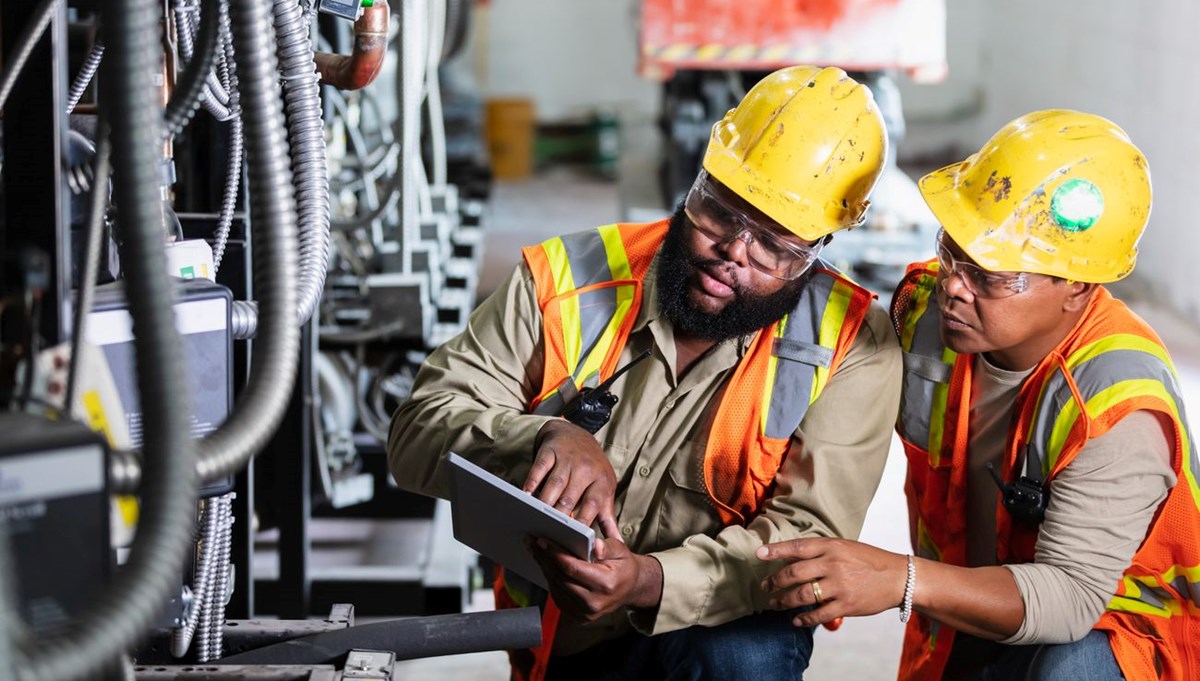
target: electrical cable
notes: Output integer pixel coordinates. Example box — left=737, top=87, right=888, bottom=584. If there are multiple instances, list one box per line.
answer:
left=7, top=0, right=200, bottom=673
left=65, top=42, right=105, bottom=113
left=163, top=0, right=223, bottom=136
left=62, top=131, right=112, bottom=413
left=0, top=0, right=61, bottom=113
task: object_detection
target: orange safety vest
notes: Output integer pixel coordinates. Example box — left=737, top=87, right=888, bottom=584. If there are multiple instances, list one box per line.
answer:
left=892, top=260, right=1200, bottom=681
left=496, top=220, right=873, bottom=681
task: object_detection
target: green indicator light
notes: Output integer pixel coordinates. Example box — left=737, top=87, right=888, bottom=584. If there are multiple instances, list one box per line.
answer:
left=1051, top=178, right=1104, bottom=232
left=361, top=0, right=373, bottom=6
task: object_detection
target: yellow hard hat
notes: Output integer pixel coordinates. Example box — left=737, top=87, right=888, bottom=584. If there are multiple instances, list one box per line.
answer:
left=702, top=65, right=888, bottom=241
left=919, top=110, right=1152, bottom=283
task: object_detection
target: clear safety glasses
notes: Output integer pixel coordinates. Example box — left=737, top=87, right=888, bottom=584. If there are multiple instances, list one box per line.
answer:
left=683, top=172, right=823, bottom=281
left=936, top=229, right=1031, bottom=299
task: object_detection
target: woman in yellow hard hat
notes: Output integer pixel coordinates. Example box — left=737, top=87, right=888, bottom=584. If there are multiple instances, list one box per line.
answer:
left=757, top=110, right=1197, bottom=681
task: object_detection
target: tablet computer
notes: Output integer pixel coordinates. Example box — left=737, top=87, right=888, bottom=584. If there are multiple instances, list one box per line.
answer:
left=447, top=452, right=595, bottom=589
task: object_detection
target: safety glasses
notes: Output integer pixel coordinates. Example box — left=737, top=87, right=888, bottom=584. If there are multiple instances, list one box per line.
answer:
left=683, top=172, right=823, bottom=281
left=935, top=229, right=1030, bottom=299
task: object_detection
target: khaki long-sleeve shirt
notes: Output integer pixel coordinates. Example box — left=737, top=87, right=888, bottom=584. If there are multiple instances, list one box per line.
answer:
left=388, top=253, right=902, bottom=655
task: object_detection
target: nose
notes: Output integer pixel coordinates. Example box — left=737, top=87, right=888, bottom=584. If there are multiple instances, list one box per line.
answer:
left=714, top=228, right=753, bottom=267
left=939, top=268, right=975, bottom=302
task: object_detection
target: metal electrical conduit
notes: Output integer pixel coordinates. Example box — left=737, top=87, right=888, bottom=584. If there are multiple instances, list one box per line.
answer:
left=3, top=0, right=199, bottom=676
left=225, top=0, right=332, bottom=341
left=107, top=0, right=302, bottom=495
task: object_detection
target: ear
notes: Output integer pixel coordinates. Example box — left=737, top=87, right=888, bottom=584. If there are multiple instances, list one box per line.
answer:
left=1061, top=281, right=1096, bottom=313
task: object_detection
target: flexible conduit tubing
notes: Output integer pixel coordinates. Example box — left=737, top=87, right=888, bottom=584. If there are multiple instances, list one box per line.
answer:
left=10, top=0, right=199, bottom=676
left=228, top=0, right=330, bottom=340
left=194, top=0, right=301, bottom=483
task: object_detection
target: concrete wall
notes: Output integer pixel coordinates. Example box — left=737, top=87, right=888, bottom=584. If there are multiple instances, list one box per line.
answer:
left=470, top=0, right=659, bottom=122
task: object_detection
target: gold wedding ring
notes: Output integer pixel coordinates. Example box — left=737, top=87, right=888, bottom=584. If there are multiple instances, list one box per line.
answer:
left=811, top=580, right=824, bottom=604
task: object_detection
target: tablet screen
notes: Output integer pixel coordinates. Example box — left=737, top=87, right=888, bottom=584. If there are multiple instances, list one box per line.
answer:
left=447, top=452, right=596, bottom=589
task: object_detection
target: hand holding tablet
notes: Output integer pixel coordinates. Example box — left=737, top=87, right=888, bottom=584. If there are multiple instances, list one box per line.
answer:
left=447, top=452, right=595, bottom=589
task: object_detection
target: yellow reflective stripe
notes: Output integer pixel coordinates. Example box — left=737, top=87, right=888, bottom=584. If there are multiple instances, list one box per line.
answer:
left=571, top=226, right=637, bottom=386
left=1067, top=333, right=1177, bottom=374
left=1061, top=336, right=1196, bottom=498
left=900, top=279, right=934, bottom=352
left=1108, top=575, right=1179, bottom=617
left=915, top=519, right=942, bottom=562
left=927, top=347, right=955, bottom=466
left=572, top=292, right=636, bottom=389
left=1046, top=379, right=1194, bottom=499
left=543, top=237, right=583, bottom=376
left=761, top=317, right=788, bottom=434
left=598, top=224, right=632, bottom=281
left=1108, top=565, right=1200, bottom=616
left=811, top=281, right=852, bottom=402
left=503, top=579, right=532, bottom=608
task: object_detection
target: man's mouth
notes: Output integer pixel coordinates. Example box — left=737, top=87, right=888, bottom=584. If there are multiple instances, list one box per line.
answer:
left=694, top=262, right=737, bottom=299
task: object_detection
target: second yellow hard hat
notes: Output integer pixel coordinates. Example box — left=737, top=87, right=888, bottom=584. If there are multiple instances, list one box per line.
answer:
left=919, top=109, right=1152, bottom=283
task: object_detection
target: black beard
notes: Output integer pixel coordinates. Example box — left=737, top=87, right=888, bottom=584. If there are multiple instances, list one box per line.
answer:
left=655, top=205, right=809, bottom=342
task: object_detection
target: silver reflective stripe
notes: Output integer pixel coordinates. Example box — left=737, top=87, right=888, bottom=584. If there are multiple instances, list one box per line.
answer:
left=559, top=230, right=619, bottom=382
left=763, top=270, right=834, bottom=440
left=532, top=377, right=578, bottom=416
left=560, top=229, right=617, bottom=288
left=1029, top=348, right=1193, bottom=476
left=898, top=286, right=944, bottom=448
left=903, top=351, right=952, bottom=384
left=1167, top=574, right=1200, bottom=610
left=773, top=338, right=833, bottom=368
left=1135, top=584, right=1168, bottom=610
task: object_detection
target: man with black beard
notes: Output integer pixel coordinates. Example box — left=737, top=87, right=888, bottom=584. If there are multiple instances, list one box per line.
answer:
left=388, top=65, right=902, bottom=681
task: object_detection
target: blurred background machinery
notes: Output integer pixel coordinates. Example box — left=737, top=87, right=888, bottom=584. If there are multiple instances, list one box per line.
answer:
left=639, top=0, right=946, bottom=294
left=0, top=0, right=539, bottom=677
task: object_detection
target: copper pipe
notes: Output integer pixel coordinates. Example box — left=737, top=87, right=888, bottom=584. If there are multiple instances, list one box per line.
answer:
left=314, top=0, right=389, bottom=91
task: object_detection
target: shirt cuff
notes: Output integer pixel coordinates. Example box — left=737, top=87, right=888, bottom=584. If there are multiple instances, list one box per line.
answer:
left=629, top=546, right=716, bottom=636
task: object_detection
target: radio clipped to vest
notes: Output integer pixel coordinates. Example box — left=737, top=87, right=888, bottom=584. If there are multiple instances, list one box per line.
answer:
left=561, top=350, right=651, bottom=434
left=985, top=445, right=1048, bottom=524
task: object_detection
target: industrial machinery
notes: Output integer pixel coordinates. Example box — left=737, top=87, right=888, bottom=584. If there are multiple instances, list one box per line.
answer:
left=0, top=0, right=538, bottom=677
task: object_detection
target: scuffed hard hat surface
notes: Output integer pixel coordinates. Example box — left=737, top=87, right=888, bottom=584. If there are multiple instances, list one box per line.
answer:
left=919, top=109, right=1151, bottom=283
left=702, top=65, right=888, bottom=241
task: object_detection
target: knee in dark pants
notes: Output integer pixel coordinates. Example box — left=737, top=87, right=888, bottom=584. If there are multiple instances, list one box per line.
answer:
left=652, top=609, right=816, bottom=681
left=1026, top=631, right=1124, bottom=681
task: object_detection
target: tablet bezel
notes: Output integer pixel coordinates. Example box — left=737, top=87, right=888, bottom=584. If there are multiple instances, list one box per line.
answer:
left=447, top=452, right=596, bottom=589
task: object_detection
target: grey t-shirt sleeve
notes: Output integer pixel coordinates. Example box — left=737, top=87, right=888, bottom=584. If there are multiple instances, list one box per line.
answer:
left=1002, top=410, right=1176, bottom=644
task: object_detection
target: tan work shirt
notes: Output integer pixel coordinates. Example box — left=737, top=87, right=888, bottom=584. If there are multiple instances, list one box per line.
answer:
left=388, top=255, right=902, bottom=655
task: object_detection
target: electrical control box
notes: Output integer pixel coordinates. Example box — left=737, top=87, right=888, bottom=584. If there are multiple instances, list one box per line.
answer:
left=85, top=278, right=235, bottom=497
left=0, top=414, right=110, bottom=635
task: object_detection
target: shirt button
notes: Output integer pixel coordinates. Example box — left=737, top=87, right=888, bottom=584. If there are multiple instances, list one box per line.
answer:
left=638, top=466, right=651, bottom=477
left=665, top=400, right=676, bottom=409
left=621, top=525, right=633, bottom=536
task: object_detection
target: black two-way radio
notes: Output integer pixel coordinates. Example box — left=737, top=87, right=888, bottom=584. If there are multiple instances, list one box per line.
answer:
left=985, top=445, right=1048, bottom=524
left=561, top=350, right=652, bottom=434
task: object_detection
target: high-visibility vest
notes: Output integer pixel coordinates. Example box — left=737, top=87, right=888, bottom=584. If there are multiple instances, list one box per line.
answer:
left=497, top=220, right=873, bottom=681
left=892, top=260, right=1200, bottom=681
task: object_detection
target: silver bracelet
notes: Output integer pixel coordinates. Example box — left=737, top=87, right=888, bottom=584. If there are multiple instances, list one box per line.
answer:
left=899, top=554, right=916, bottom=623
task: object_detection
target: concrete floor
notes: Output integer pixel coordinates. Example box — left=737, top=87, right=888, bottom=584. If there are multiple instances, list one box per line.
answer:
left=395, top=161, right=1200, bottom=680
